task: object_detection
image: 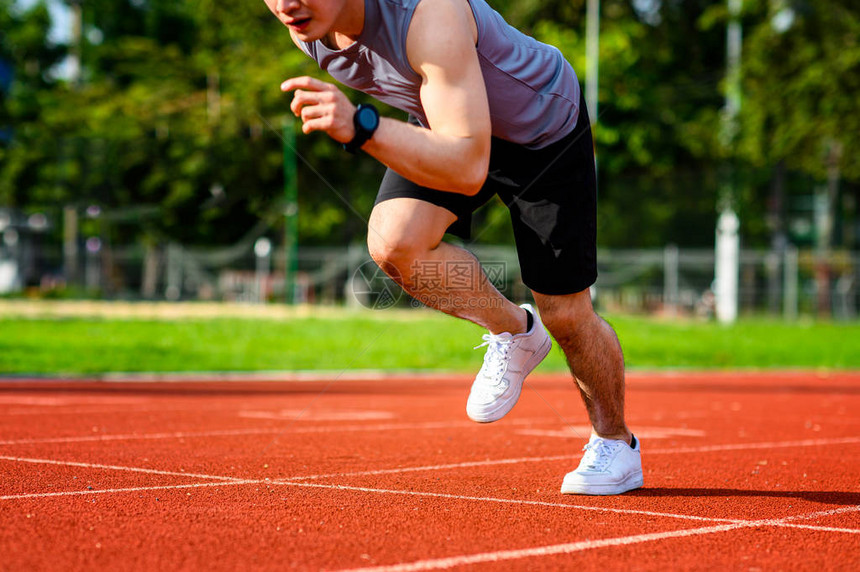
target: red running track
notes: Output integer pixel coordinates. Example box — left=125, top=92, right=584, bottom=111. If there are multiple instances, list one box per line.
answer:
left=0, top=371, right=858, bottom=571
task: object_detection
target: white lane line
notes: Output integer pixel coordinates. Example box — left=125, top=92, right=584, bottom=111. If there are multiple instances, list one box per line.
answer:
left=283, top=436, right=860, bottom=482
left=278, top=481, right=742, bottom=524
left=0, top=480, right=259, bottom=501
left=284, top=456, right=574, bottom=481
left=238, top=409, right=395, bottom=421
left=1, top=405, right=238, bottom=417
left=5, top=468, right=854, bottom=538
left=0, top=418, right=547, bottom=446
left=0, top=456, right=789, bottom=528
left=517, top=426, right=706, bottom=439
left=2, top=456, right=858, bottom=538
left=333, top=525, right=750, bottom=572
left=327, top=506, right=860, bottom=572
left=0, top=396, right=146, bottom=406
left=278, top=481, right=860, bottom=534
left=647, top=436, right=860, bottom=454
left=0, top=428, right=290, bottom=446
left=776, top=505, right=860, bottom=521
left=2, top=423, right=855, bottom=454
left=3, top=436, right=857, bottom=488
left=778, top=523, right=860, bottom=534
left=0, top=455, right=242, bottom=482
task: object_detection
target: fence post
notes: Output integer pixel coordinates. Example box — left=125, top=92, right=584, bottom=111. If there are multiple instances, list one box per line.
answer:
left=63, top=206, right=79, bottom=287
left=663, top=244, right=679, bottom=317
left=765, top=249, right=781, bottom=316
left=84, top=237, right=101, bottom=294
left=165, top=243, right=182, bottom=301
left=783, top=244, right=798, bottom=321
left=141, top=244, right=159, bottom=300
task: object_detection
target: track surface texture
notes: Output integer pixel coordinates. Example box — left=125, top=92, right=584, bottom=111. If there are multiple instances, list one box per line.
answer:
left=1, top=371, right=858, bottom=571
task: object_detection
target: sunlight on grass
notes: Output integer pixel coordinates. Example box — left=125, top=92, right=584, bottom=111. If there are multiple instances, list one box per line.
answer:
left=1, top=309, right=858, bottom=374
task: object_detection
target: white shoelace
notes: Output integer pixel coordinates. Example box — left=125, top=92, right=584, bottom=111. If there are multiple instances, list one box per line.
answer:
left=580, top=439, right=622, bottom=472
left=473, top=333, right=514, bottom=394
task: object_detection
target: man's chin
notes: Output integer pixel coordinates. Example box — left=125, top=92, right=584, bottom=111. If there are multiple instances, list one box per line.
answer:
left=287, top=19, right=322, bottom=41
left=291, top=29, right=325, bottom=43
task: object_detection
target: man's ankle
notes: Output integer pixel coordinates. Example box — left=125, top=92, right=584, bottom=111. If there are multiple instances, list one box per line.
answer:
left=592, top=430, right=634, bottom=446
left=488, top=304, right=529, bottom=336
left=524, top=307, right=534, bottom=333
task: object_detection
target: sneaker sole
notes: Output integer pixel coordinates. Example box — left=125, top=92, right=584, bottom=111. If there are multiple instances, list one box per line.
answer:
left=559, top=470, right=644, bottom=496
left=467, top=335, right=552, bottom=423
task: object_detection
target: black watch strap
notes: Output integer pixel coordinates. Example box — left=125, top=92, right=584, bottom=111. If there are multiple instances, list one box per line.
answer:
left=343, top=104, right=379, bottom=154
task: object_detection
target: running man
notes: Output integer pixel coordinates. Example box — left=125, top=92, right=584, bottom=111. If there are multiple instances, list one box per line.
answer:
left=263, top=0, right=643, bottom=495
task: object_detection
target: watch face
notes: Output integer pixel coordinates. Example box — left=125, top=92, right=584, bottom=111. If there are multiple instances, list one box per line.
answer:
left=357, top=106, right=379, bottom=131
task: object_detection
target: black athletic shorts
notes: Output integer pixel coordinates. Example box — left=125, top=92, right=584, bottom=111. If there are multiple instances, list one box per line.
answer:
left=374, top=91, right=597, bottom=295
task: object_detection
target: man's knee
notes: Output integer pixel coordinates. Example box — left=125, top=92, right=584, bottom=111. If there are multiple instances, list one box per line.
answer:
left=534, top=290, right=598, bottom=346
left=366, top=199, right=455, bottom=277
left=367, top=230, right=426, bottom=278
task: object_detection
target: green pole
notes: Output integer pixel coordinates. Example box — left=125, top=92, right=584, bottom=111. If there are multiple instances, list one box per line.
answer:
left=586, top=0, right=599, bottom=174
left=283, top=117, right=299, bottom=304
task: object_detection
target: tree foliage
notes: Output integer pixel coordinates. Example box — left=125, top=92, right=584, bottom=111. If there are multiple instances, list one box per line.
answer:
left=738, top=0, right=860, bottom=180
left=1, top=0, right=857, bottom=254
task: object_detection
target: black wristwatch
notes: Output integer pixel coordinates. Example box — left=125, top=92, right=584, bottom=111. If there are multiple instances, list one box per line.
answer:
left=343, top=104, right=380, bottom=154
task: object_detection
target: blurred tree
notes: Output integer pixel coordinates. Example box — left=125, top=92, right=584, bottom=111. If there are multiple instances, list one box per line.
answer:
left=1, top=0, right=857, bottom=263
left=735, top=0, right=860, bottom=313
left=738, top=0, right=859, bottom=181
left=527, top=0, right=727, bottom=248
left=2, top=0, right=385, bottom=250
left=0, top=0, right=66, bottom=206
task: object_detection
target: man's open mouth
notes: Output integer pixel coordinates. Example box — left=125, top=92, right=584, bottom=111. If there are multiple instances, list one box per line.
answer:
left=287, top=17, right=311, bottom=31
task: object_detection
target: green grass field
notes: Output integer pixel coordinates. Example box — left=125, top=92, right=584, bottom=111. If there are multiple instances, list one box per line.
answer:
left=1, top=304, right=858, bottom=375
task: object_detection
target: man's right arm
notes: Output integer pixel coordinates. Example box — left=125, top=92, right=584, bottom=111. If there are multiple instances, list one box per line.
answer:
left=358, top=0, right=491, bottom=195
left=276, top=0, right=492, bottom=196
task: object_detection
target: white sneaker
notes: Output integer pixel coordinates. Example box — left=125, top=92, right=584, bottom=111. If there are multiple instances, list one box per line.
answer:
left=466, top=304, right=552, bottom=423
left=560, top=434, right=643, bottom=495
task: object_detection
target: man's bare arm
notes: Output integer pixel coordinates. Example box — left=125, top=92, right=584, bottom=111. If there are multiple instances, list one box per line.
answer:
left=282, top=0, right=491, bottom=196
left=366, top=0, right=491, bottom=195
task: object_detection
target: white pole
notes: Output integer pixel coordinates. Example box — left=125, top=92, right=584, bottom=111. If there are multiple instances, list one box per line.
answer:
left=715, top=210, right=740, bottom=323
left=254, top=237, right=273, bottom=304
left=715, top=0, right=743, bottom=324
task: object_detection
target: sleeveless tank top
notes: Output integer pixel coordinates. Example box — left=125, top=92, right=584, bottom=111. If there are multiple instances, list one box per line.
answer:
left=297, top=0, right=581, bottom=149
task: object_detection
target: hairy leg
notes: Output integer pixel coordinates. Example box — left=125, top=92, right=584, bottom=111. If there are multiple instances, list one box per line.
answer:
left=368, top=198, right=526, bottom=335
left=533, top=289, right=631, bottom=443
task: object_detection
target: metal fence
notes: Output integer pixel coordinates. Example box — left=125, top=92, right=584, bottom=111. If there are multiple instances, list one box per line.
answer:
left=2, top=228, right=857, bottom=320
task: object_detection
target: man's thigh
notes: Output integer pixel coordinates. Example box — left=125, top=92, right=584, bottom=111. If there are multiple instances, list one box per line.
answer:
left=368, top=197, right=458, bottom=254
left=374, top=167, right=496, bottom=240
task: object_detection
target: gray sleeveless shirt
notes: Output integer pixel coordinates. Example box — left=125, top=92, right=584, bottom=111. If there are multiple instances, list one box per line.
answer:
left=297, top=0, right=581, bottom=149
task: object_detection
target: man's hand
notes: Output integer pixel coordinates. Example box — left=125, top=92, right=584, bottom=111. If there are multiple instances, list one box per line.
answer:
left=281, top=76, right=356, bottom=143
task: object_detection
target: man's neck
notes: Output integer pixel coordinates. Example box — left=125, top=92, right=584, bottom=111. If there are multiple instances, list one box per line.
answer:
left=324, top=0, right=365, bottom=49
